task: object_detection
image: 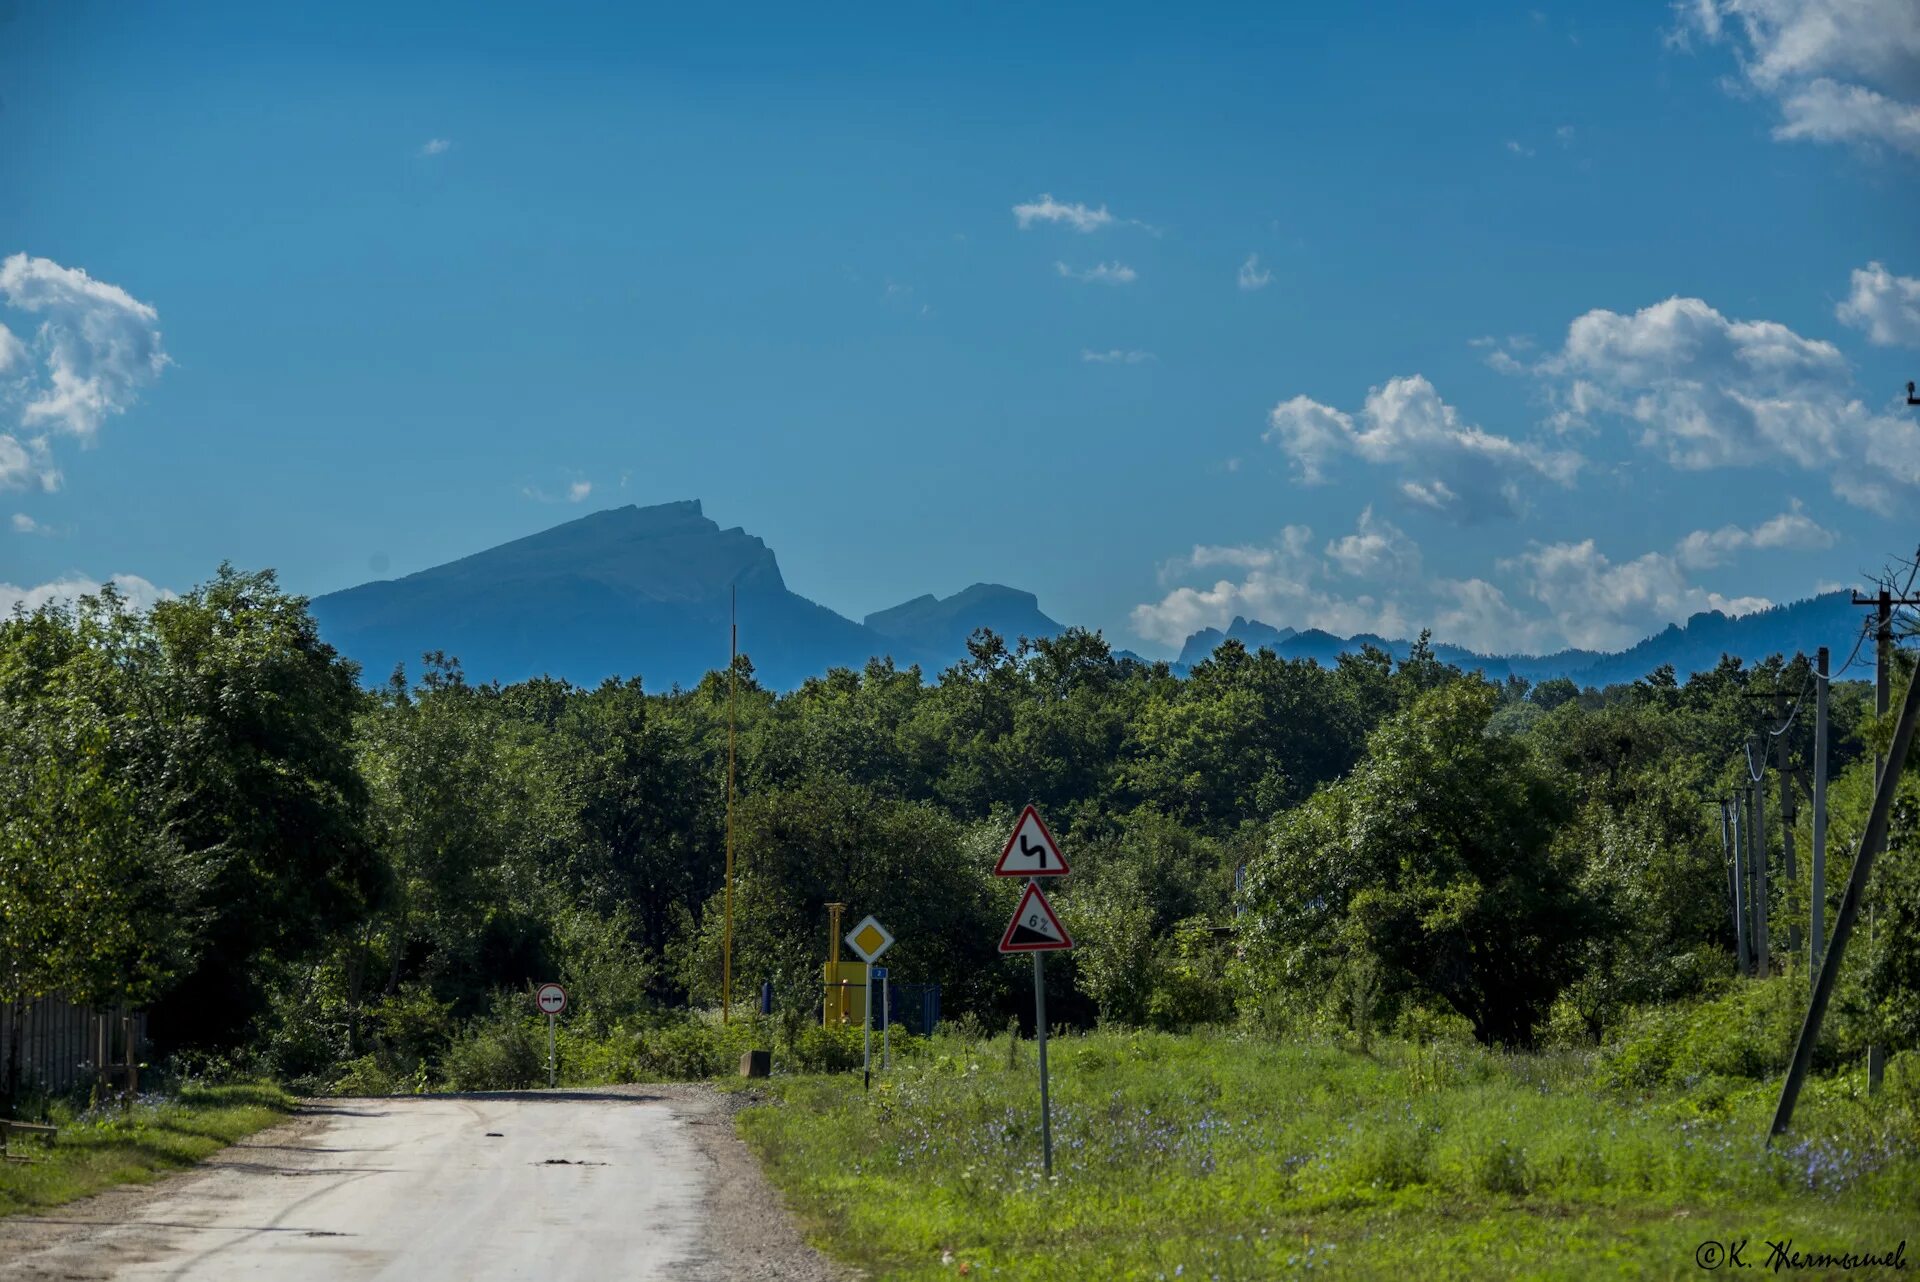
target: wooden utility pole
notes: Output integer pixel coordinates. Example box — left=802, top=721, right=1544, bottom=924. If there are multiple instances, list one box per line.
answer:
left=824, top=902, right=847, bottom=1026
left=1811, top=647, right=1829, bottom=972
left=1770, top=653, right=1920, bottom=1140
left=1850, top=581, right=1920, bottom=1089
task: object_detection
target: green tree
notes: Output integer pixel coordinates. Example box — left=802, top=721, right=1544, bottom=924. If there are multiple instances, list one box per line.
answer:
left=1243, top=680, right=1599, bottom=1046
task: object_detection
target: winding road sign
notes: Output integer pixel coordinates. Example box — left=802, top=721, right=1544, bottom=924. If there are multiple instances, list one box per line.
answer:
left=999, top=882, right=1072, bottom=953
left=994, top=805, right=1069, bottom=877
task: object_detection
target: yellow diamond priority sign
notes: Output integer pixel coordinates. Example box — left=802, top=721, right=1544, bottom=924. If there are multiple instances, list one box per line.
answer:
left=844, top=914, right=894, bottom=963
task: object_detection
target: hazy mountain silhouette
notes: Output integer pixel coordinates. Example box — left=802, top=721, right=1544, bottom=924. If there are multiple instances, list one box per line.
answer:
left=866, top=584, right=1062, bottom=666
left=1172, top=593, right=1863, bottom=687
left=309, top=502, right=1065, bottom=690
left=309, top=500, right=1867, bottom=693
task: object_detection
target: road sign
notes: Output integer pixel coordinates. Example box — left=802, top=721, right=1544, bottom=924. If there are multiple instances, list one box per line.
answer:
left=994, top=805, right=1069, bottom=877
left=844, top=915, right=894, bottom=963
left=535, top=982, right=568, bottom=1015
left=999, top=882, right=1072, bottom=953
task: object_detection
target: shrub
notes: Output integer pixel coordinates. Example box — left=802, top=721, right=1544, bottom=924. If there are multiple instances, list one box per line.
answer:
left=443, top=994, right=544, bottom=1091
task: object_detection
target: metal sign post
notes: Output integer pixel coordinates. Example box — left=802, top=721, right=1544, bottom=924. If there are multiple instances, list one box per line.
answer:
left=1033, top=950, right=1052, bottom=1179
left=994, top=810, right=1073, bottom=1184
left=843, top=916, right=893, bottom=1092
left=535, top=983, right=567, bottom=1089
left=875, top=966, right=890, bottom=1071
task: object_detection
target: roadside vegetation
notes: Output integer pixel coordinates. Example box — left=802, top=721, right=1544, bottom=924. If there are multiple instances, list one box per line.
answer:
left=737, top=1021, right=1920, bottom=1280
left=5, top=566, right=1920, bottom=1269
left=0, top=1081, right=291, bottom=1217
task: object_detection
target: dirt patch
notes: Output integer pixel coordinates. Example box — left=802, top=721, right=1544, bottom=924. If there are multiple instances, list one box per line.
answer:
left=638, top=1083, right=843, bottom=1282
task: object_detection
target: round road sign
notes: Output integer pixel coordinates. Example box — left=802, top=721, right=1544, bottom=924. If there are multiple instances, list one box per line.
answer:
left=535, top=982, right=567, bottom=1015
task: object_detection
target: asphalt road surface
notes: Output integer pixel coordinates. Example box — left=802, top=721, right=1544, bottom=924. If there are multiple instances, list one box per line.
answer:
left=0, top=1085, right=833, bottom=1282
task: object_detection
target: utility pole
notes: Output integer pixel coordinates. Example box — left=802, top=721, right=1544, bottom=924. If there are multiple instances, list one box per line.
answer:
left=723, top=586, right=737, bottom=1024
left=1811, top=647, right=1828, bottom=972
left=1850, top=577, right=1920, bottom=1089
left=1720, top=799, right=1749, bottom=977
left=1769, top=652, right=1920, bottom=1141
left=1773, top=689, right=1801, bottom=959
left=1746, top=761, right=1770, bottom=977
left=1730, top=795, right=1750, bottom=975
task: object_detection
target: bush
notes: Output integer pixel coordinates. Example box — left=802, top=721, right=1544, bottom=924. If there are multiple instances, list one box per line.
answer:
left=1598, top=977, right=1827, bottom=1092
left=787, top=1023, right=865, bottom=1073
left=443, top=994, right=544, bottom=1091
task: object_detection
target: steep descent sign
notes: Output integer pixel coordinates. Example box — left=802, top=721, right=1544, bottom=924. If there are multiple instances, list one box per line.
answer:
left=999, top=881, right=1072, bottom=953
left=993, top=805, right=1069, bottom=877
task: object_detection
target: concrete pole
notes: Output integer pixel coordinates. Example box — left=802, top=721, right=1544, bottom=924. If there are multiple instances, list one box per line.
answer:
left=1730, top=797, right=1750, bottom=976
left=1749, top=770, right=1770, bottom=977
left=1722, top=800, right=1749, bottom=977
left=1812, top=647, right=1828, bottom=972
left=1774, top=692, right=1801, bottom=958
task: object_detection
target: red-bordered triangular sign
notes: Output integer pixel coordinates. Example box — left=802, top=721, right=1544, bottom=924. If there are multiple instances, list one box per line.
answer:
left=993, top=804, right=1069, bottom=877
left=999, top=881, right=1072, bottom=953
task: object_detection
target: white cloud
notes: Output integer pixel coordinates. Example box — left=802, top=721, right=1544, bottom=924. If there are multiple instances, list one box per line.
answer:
left=1536, top=294, right=1920, bottom=509
left=1082, top=349, right=1155, bottom=364
left=1132, top=516, right=1789, bottom=657
left=10, top=513, right=49, bottom=535
left=0, top=572, right=171, bottom=617
left=0, top=254, right=169, bottom=441
left=568, top=480, right=592, bottom=503
left=1324, top=506, right=1421, bottom=579
left=419, top=138, right=452, bottom=156
left=1837, top=261, right=1920, bottom=346
left=1505, top=139, right=1535, bottom=157
left=1263, top=375, right=1582, bottom=522
left=0, top=323, right=25, bottom=374
left=1504, top=539, right=1772, bottom=650
left=1055, top=261, right=1136, bottom=285
left=1672, top=499, right=1837, bottom=569
left=1556, top=124, right=1577, bottom=146
left=1677, top=0, right=1920, bottom=156
left=1237, top=254, right=1272, bottom=291
left=0, top=434, right=59, bottom=493
left=1013, top=194, right=1115, bottom=233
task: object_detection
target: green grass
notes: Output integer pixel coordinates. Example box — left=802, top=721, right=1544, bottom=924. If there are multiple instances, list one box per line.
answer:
left=735, top=1030, right=1919, bottom=1280
left=0, top=1082, right=295, bottom=1217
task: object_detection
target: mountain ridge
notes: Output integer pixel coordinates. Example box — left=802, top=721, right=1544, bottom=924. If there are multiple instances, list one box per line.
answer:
left=307, top=500, right=1864, bottom=692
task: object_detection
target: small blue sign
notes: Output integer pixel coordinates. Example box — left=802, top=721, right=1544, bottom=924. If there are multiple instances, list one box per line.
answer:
left=870, top=966, right=888, bottom=982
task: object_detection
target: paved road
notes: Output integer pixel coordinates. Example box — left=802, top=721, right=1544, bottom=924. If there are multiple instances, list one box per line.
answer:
left=0, top=1086, right=832, bottom=1282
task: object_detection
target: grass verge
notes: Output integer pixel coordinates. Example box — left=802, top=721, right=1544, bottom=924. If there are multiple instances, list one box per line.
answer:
left=734, top=1029, right=1917, bottom=1280
left=0, top=1082, right=295, bottom=1218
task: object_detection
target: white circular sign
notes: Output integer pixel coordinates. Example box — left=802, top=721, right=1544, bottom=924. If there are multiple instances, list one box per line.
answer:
left=535, top=983, right=567, bottom=1015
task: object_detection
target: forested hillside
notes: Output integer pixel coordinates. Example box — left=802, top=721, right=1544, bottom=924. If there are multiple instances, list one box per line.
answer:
left=5, top=565, right=1917, bottom=1101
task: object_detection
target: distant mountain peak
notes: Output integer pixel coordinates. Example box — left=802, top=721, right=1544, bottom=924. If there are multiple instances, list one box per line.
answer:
left=310, top=503, right=1067, bottom=690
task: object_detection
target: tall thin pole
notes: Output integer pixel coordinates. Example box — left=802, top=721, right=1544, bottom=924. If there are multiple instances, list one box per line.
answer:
left=1748, top=765, right=1770, bottom=978
left=1722, top=800, right=1749, bottom=977
left=723, top=586, right=737, bottom=1024
left=1812, top=647, right=1828, bottom=971
left=1033, top=950, right=1053, bottom=1181
left=1770, top=655, right=1920, bottom=1140
left=1730, top=796, right=1749, bottom=975
left=1774, top=690, right=1801, bottom=958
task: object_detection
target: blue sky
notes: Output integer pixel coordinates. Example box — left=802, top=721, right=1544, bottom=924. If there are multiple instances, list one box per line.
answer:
left=2, top=0, right=1917, bottom=658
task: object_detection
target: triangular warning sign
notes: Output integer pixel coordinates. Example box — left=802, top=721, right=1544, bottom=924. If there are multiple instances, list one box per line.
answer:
left=999, top=882, right=1072, bottom=953
left=993, top=805, right=1069, bottom=877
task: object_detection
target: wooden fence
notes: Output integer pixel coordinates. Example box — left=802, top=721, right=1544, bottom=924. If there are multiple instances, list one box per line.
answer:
left=1, top=997, right=148, bottom=1096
